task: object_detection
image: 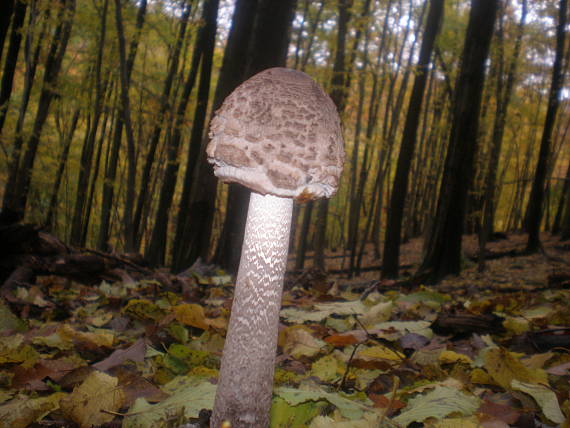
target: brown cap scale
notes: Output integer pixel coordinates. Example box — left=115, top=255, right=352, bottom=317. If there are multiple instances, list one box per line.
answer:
left=208, top=68, right=344, bottom=428
left=207, top=67, right=344, bottom=200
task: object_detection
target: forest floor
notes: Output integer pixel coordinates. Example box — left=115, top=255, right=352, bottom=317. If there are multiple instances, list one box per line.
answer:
left=323, top=232, right=570, bottom=290
left=1, top=232, right=570, bottom=427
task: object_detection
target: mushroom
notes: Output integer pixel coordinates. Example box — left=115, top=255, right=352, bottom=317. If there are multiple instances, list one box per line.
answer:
left=206, top=67, right=344, bottom=428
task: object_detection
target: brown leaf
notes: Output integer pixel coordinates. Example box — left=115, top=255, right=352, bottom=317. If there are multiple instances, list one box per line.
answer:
left=93, top=337, right=148, bottom=371
left=478, top=399, right=520, bottom=424
left=324, top=332, right=363, bottom=347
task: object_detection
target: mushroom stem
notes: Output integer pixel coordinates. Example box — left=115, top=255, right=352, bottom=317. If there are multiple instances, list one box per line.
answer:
left=211, top=192, right=293, bottom=428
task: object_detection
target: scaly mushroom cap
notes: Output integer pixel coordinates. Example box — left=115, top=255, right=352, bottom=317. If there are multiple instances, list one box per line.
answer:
left=207, top=67, right=344, bottom=200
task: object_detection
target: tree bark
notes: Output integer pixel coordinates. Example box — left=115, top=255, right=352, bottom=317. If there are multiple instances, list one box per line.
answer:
left=97, top=0, right=147, bottom=250
left=211, top=0, right=296, bottom=275
left=3, top=0, right=75, bottom=216
left=0, top=0, right=15, bottom=65
left=478, top=0, right=527, bottom=270
left=418, top=0, right=498, bottom=283
left=382, top=0, right=443, bottom=278
left=113, top=0, right=139, bottom=252
left=526, top=0, right=567, bottom=249
left=0, top=0, right=27, bottom=138
left=147, top=0, right=218, bottom=267
left=133, top=2, right=192, bottom=249
left=70, top=0, right=110, bottom=247
left=45, top=108, right=81, bottom=229
left=2, top=0, right=48, bottom=196
left=314, top=0, right=353, bottom=271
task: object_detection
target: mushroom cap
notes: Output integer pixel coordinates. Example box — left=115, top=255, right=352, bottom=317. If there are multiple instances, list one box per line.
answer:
left=207, top=67, right=345, bottom=200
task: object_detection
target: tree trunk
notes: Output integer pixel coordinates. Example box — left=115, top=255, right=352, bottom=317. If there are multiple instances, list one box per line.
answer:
left=147, top=0, right=219, bottom=267
left=3, top=0, right=75, bottom=216
left=478, top=0, right=527, bottom=270
left=45, top=108, right=81, bottom=229
left=97, top=0, right=147, bottom=251
left=526, top=0, right=567, bottom=249
left=70, top=0, right=110, bottom=247
left=2, top=0, right=48, bottom=209
left=113, top=0, right=139, bottom=252
left=382, top=0, right=443, bottom=278
left=0, top=0, right=15, bottom=65
left=347, top=0, right=393, bottom=275
left=133, top=2, right=192, bottom=248
left=314, top=0, right=353, bottom=271
left=418, top=0, right=498, bottom=283
left=0, top=0, right=27, bottom=138
left=300, top=0, right=325, bottom=71
left=211, top=0, right=296, bottom=275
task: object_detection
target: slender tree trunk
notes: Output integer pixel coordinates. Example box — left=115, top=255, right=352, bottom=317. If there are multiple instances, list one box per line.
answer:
left=3, top=0, right=48, bottom=190
left=0, top=0, right=15, bottom=65
left=3, top=0, right=75, bottom=216
left=405, top=66, right=435, bottom=239
left=45, top=108, right=81, bottom=229
left=114, top=0, right=139, bottom=252
left=300, top=0, right=325, bottom=71
left=347, top=0, right=393, bottom=275
left=418, top=0, right=498, bottom=283
left=478, top=0, right=527, bottom=270
left=553, top=156, right=570, bottom=234
left=346, top=49, right=368, bottom=272
left=293, top=0, right=310, bottom=70
left=147, top=0, right=218, bottom=267
left=314, top=0, right=353, bottom=271
left=97, top=0, right=147, bottom=250
left=382, top=0, right=443, bottom=278
left=526, top=0, right=567, bottom=250
left=133, top=2, right=192, bottom=247
left=70, top=0, right=109, bottom=247
left=83, top=82, right=115, bottom=245
left=0, top=0, right=27, bottom=137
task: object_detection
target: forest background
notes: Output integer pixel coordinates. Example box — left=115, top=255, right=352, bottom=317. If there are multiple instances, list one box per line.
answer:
left=0, top=0, right=568, bottom=284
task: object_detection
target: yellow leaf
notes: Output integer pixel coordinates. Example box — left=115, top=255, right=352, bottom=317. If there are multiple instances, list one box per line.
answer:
left=280, top=325, right=325, bottom=358
left=172, top=303, right=209, bottom=330
left=470, top=368, right=495, bottom=385
left=59, top=325, right=115, bottom=348
left=0, top=393, right=65, bottom=428
left=123, top=299, right=166, bottom=322
left=359, top=301, right=394, bottom=327
left=357, top=345, right=404, bottom=361
left=206, top=316, right=227, bottom=330
left=60, top=371, right=124, bottom=428
left=483, top=347, right=548, bottom=390
left=439, top=350, right=473, bottom=365
left=522, top=352, right=555, bottom=370
left=503, top=317, right=530, bottom=335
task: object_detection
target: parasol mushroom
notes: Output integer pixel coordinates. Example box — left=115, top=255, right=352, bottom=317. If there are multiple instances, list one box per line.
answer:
left=207, top=67, right=344, bottom=428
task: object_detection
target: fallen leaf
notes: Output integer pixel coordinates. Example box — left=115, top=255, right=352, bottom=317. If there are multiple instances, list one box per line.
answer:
left=275, top=386, right=374, bottom=420
left=93, top=337, right=148, bottom=371
left=0, top=392, right=66, bottom=428
left=60, top=371, right=124, bottom=427
left=483, top=347, right=548, bottom=390
left=324, top=331, right=366, bottom=347
left=124, top=377, right=216, bottom=428
left=439, top=350, right=473, bottom=365
left=393, top=386, right=481, bottom=426
left=172, top=303, right=209, bottom=330
left=511, top=379, right=565, bottom=424
left=280, top=325, right=326, bottom=358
